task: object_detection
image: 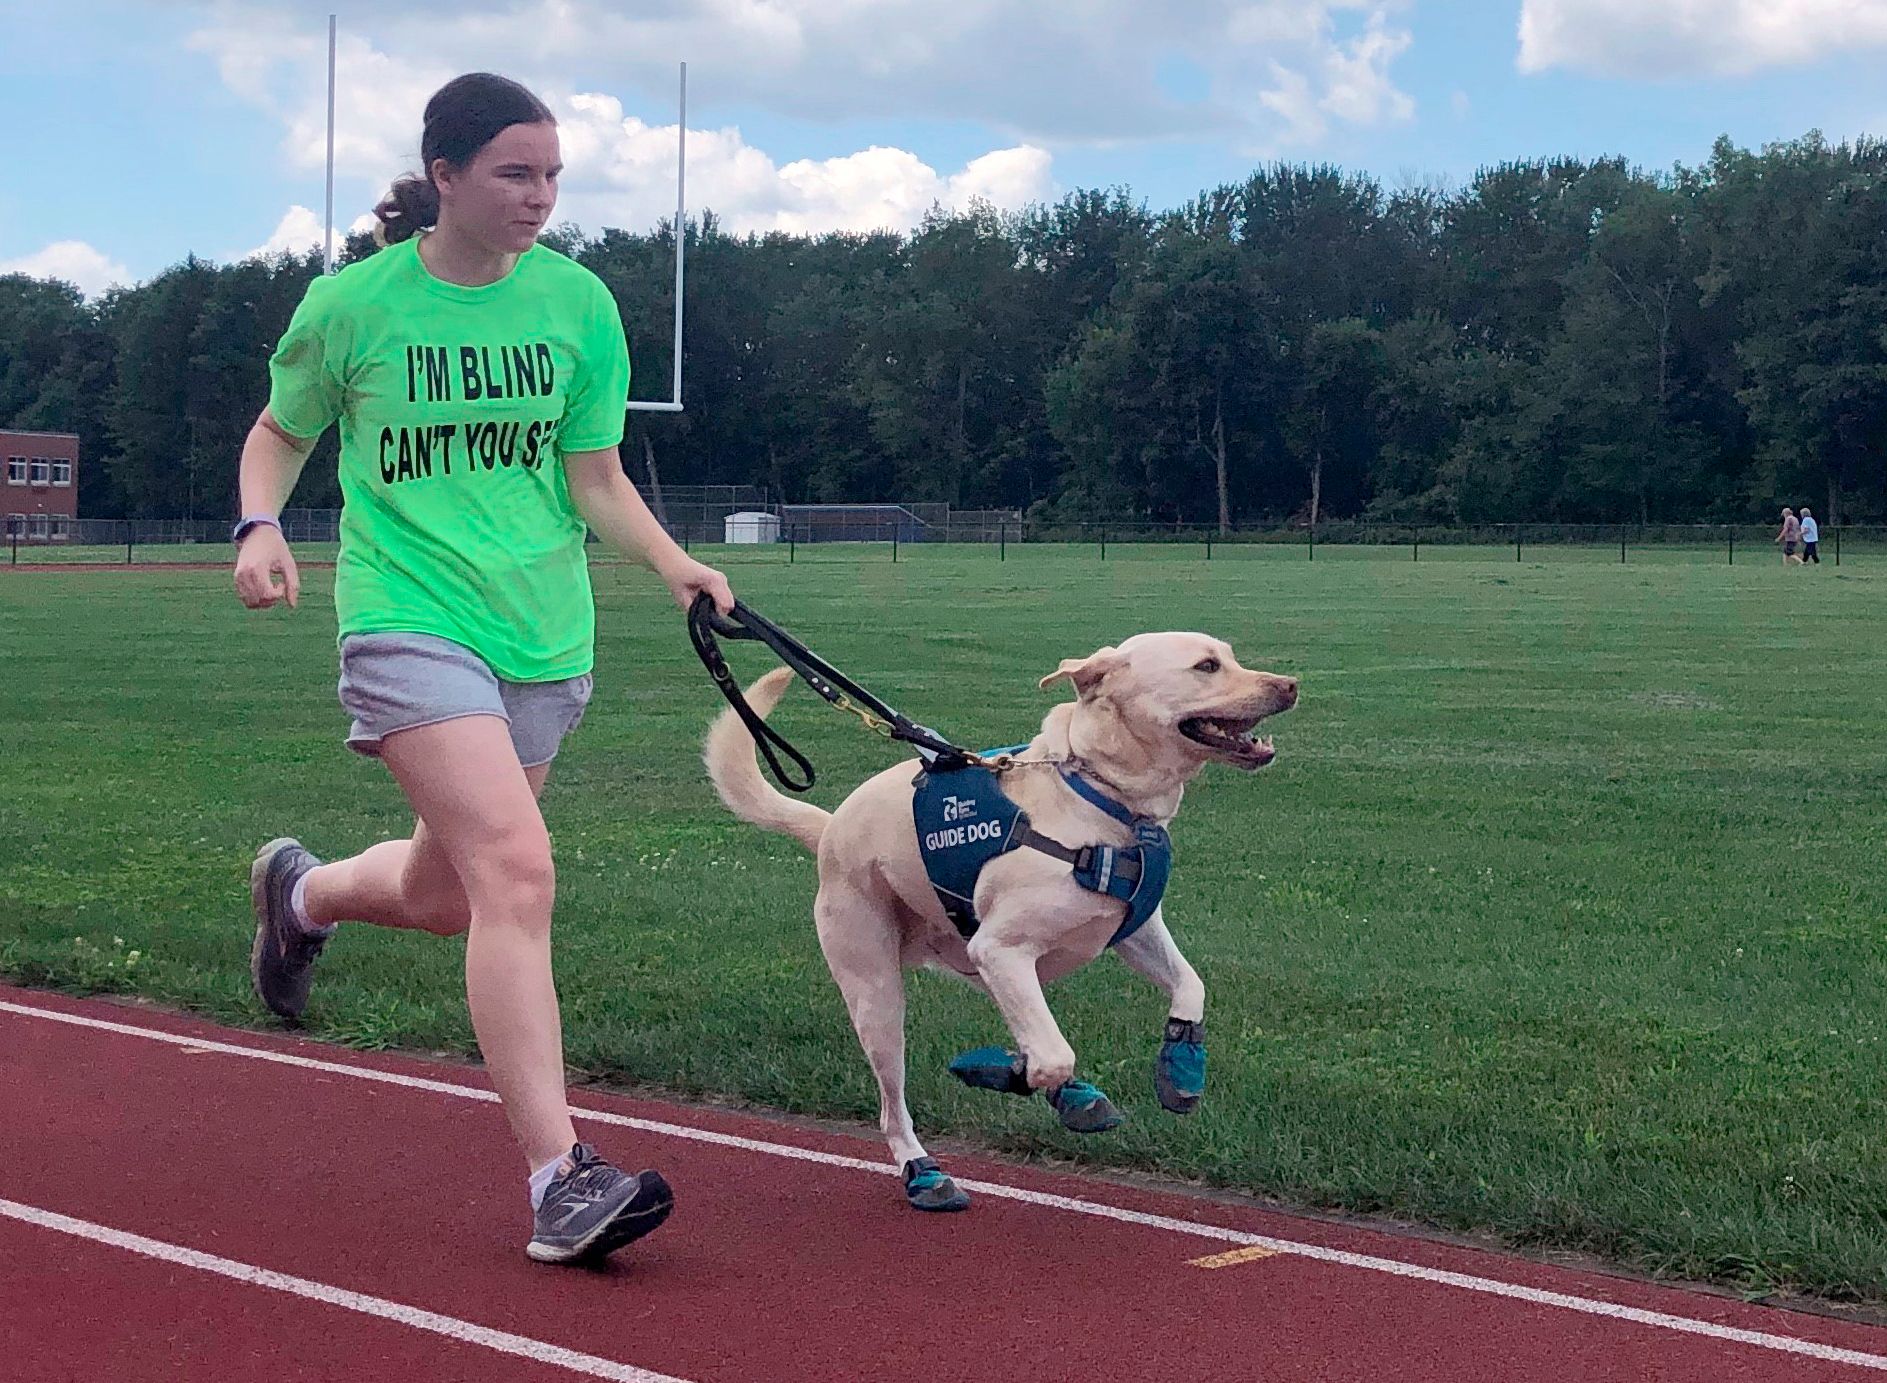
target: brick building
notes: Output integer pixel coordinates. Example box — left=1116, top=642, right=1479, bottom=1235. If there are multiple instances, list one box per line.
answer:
left=2, top=430, right=80, bottom=542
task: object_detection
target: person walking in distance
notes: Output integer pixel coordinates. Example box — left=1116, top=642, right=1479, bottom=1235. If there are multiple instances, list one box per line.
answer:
left=232, top=73, right=734, bottom=1265
left=1776, top=507, right=1802, bottom=566
left=1799, top=506, right=1821, bottom=565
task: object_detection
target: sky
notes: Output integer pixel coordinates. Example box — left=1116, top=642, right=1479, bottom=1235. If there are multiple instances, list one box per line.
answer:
left=3, top=0, right=1886, bottom=297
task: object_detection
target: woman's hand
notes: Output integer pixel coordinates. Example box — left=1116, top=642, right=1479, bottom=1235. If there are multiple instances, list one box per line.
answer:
left=234, top=526, right=301, bottom=609
left=657, top=553, right=734, bottom=615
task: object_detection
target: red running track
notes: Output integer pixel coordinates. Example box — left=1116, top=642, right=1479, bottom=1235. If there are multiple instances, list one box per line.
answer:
left=3, top=983, right=1883, bottom=1382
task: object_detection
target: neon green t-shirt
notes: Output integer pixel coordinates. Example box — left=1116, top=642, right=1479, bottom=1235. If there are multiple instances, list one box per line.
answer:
left=267, top=236, right=630, bottom=681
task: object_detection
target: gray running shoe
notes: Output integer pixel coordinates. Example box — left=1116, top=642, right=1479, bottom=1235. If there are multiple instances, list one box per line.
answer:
left=527, top=1144, right=675, bottom=1264
left=249, top=837, right=332, bottom=1021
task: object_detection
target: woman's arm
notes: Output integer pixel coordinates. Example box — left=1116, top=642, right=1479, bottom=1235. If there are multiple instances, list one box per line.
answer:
left=233, top=407, right=319, bottom=609
left=240, top=408, right=318, bottom=513
left=564, top=446, right=734, bottom=614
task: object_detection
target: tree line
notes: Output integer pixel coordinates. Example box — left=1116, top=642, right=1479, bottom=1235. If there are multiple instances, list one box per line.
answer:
left=2, top=130, right=1883, bottom=528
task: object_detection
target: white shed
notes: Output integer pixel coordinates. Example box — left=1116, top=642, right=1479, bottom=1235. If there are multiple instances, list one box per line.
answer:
left=723, top=510, right=782, bottom=544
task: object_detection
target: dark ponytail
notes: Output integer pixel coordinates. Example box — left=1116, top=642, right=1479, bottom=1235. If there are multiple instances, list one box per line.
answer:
left=373, top=177, right=441, bottom=246
left=373, top=72, right=556, bottom=245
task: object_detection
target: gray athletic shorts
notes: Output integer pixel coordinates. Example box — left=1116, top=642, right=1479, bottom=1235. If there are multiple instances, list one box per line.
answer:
left=338, top=631, right=593, bottom=769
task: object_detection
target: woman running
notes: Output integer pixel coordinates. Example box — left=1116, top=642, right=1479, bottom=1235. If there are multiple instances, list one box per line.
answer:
left=232, top=72, right=733, bottom=1265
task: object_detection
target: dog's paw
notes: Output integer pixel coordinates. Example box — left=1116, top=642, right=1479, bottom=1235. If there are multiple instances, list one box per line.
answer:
left=902, top=1157, right=971, bottom=1212
left=1023, top=1041, right=1077, bottom=1092
left=1156, top=1018, right=1206, bottom=1115
left=948, top=1046, right=1033, bottom=1097
left=1047, top=1081, right=1125, bottom=1134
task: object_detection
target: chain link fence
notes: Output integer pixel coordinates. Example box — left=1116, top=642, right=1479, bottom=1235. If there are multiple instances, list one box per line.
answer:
left=665, top=517, right=1886, bottom=565
left=8, top=510, right=1879, bottom=567
left=1015, top=520, right=1873, bottom=565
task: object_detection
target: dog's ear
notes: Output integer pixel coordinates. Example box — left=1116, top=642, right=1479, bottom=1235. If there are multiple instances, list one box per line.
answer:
left=1039, top=647, right=1122, bottom=699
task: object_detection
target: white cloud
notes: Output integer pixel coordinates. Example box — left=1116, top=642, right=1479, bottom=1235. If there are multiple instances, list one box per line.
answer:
left=187, top=27, right=1058, bottom=243
left=948, top=147, right=1057, bottom=212
left=1248, top=7, right=1413, bottom=150
left=0, top=241, right=132, bottom=297
left=1259, top=66, right=1326, bottom=147
left=1518, top=0, right=1887, bottom=78
left=188, top=20, right=450, bottom=175
left=769, top=144, right=1054, bottom=235
left=1320, top=13, right=1415, bottom=125
left=185, top=1, right=1416, bottom=244
left=553, top=94, right=1054, bottom=236
left=238, top=206, right=380, bottom=261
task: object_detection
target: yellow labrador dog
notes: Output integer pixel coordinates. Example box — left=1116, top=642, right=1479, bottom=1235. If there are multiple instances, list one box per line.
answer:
left=704, top=632, right=1296, bottom=1212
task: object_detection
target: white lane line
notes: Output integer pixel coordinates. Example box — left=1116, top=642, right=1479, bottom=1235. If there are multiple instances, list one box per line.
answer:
left=5, top=996, right=1885, bottom=1374
left=0, top=1197, right=692, bottom=1383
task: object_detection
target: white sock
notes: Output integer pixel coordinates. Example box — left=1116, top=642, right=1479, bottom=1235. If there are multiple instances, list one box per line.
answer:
left=289, top=873, right=319, bottom=934
left=529, top=1152, right=569, bottom=1210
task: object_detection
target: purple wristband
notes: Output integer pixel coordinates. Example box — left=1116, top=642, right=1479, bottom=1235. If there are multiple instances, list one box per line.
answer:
left=232, top=514, right=282, bottom=544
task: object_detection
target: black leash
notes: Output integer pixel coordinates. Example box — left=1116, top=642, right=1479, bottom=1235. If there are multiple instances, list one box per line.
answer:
left=688, top=593, right=974, bottom=792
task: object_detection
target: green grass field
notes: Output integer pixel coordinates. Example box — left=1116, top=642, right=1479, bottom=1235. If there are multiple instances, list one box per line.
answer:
left=3, top=547, right=1885, bottom=1300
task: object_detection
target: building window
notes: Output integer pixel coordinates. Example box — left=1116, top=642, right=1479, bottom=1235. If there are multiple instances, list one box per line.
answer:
left=52, top=459, right=72, bottom=486
left=30, top=458, right=50, bottom=484
left=5, top=458, right=23, bottom=485
left=49, top=515, right=71, bottom=541
left=4, top=514, right=23, bottom=537
left=31, top=513, right=49, bottom=538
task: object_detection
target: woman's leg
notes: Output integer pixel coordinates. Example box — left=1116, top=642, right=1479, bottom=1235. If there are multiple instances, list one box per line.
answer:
left=252, top=711, right=672, bottom=1261
left=299, top=762, right=552, bottom=936
left=368, top=714, right=576, bottom=1170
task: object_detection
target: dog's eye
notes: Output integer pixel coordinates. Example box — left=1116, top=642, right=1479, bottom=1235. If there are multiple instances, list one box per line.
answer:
left=1193, top=658, right=1221, bottom=674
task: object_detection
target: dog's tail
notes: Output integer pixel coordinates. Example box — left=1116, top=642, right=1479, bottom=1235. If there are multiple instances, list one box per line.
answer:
left=702, top=667, right=831, bottom=854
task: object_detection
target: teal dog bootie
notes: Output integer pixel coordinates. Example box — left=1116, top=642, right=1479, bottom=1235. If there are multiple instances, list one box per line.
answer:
left=1156, top=1018, right=1206, bottom=1114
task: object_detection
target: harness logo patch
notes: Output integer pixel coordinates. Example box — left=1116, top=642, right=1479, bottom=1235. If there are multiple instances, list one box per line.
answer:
left=942, top=796, right=977, bottom=823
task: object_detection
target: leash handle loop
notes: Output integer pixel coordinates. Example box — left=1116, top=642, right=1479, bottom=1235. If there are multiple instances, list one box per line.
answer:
left=688, top=595, right=818, bottom=792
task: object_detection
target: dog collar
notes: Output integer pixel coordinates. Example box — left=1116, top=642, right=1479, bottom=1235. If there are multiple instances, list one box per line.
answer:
left=1058, top=764, right=1152, bottom=829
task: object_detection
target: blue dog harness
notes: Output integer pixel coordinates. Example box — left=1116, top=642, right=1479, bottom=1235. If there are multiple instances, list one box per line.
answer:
left=912, top=750, right=1173, bottom=947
